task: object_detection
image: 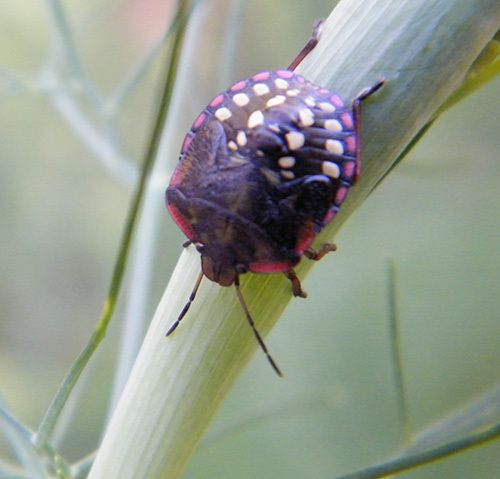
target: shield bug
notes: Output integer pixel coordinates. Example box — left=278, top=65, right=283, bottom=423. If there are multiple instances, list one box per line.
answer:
left=166, top=22, right=383, bottom=375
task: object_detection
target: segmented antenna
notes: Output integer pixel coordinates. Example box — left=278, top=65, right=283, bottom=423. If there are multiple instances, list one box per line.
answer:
left=166, top=271, right=283, bottom=377
left=165, top=271, right=204, bottom=336
left=234, top=277, right=283, bottom=377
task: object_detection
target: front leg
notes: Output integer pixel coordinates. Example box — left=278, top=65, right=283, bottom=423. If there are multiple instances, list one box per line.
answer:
left=284, top=269, right=307, bottom=298
left=287, top=19, right=324, bottom=71
left=304, top=243, right=337, bottom=261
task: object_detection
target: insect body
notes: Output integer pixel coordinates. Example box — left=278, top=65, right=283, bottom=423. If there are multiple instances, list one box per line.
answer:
left=165, top=28, right=383, bottom=375
left=167, top=69, right=356, bottom=285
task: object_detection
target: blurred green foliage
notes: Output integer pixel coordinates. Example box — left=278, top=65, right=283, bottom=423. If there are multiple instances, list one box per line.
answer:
left=0, top=0, right=498, bottom=477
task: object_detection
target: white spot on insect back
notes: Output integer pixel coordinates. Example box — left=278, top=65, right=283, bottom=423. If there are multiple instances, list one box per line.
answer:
left=304, top=96, right=316, bottom=107
left=228, top=140, right=238, bottom=151
left=319, top=102, right=335, bottom=113
left=325, top=139, right=344, bottom=155
left=232, top=93, right=250, bottom=107
left=278, top=156, right=295, bottom=168
left=236, top=130, right=247, bottom=146
left=247, top=110, right=265, bottom=128
left=215, top=107, right=232, bottom=121
left=322, top=161, right=340, bottom=178
left=253, top=83, right=270, bottom=96
left=298, top=108, right=314, bottom=127
left=324, top=119, right=342, bottom=131
left=285, top=131, right=305, bottom=150
left=286, top=89, right=300, bottom=97
left=266, top=95, right=286, bottom=108
left=274, top=78, right=289, bottom=89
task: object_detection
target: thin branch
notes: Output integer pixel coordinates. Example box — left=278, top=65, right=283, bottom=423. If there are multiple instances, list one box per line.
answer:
left=0, top=67, right=36, bottom=95
left=386, top=260, right=411, bottom=446
left=41, top=0, right=102, bottom=107
left=0, top=403, right=46, bottom=479
left=409, top=383, right=500, bottom=453
left=39, top=0, right=137, bottom=184
left=334, top=421, right=500, bottom=479
left=41, top=69, right=138, bottom=185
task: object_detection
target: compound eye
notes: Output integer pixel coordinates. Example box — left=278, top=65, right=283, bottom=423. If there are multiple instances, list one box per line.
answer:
left=195, top=242, right=205, bottom=253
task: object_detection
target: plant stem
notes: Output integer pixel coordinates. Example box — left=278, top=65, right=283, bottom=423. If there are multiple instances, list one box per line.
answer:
left=409, top=383, right=500, bottom=453
left=41, top=0, right=102, bottom=107
left=386, top=260, right=411, bottom=446
left=33, top=0, right=191, bottom=450
left=0, top=403, right=46, bottom=479
left=43, top=77, right=137, bottom=185
left=334, top=421, right=500, bottom=479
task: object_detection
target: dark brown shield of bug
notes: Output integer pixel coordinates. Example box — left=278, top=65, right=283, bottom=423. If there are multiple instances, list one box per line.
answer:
left=167, top=70, right=358, bottom=283
left=165, top=44, right=383, bottom=375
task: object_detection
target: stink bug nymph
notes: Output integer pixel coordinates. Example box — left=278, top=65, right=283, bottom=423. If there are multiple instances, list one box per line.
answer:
left=166, top=22, right=383, bottom=376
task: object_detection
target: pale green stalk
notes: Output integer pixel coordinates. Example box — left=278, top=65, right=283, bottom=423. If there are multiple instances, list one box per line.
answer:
left=408, top=383, right=500, bottom=453
left=0, top=404, right=46, bottom=479
left=41, top=0, right=103, bottom=108
left=334, top=420, right=500, bottom=479
left=89, top=1, right=500, bottom=478
left=386, top=260, right=411, bottom=446
left=40, top=0, right=137, bottom=184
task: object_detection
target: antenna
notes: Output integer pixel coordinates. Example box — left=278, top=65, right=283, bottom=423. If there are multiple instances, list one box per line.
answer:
left=234, top=277, right=283, bottom=377
left=166, top=270, right=204, bottom=336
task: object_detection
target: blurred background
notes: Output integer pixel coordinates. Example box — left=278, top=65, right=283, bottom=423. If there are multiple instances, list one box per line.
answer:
left=0, top=0, right=499, bottom=478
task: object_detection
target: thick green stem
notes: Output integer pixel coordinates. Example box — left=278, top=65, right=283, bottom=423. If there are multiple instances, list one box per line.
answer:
left=89, top=1, right=500, bottom=478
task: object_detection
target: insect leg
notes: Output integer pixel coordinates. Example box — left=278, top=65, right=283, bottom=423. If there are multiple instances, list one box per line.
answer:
left=287, top=19, right=324, bottom=71
left=234, top=277, right=283, bottom=377
left=304, top=243, right=337, bottom=261
left=165, top=270, right=204, bottom=336
left=284, top=269, right=307, bottom=298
